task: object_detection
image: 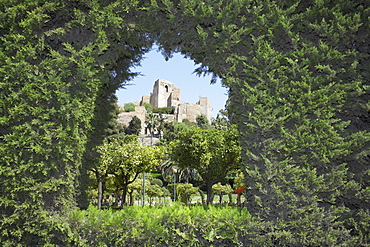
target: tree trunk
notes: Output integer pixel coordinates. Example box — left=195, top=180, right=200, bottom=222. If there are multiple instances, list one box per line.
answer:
left=128, top=191, right=134, bottom=206
left=114, top=188, right=121, bottom=207
left=228, top=193, right=233, bottom=205
left=121, top=184, right=128, bottom=206
left=206, top=180, right=214, bottom=205
left=219, top=194, right=223, bottom=204
left=97, top=178, right=104, bottom=210
left=237, top=194, right=241, bottom=206
left=198, top=189, right=205, bottom=205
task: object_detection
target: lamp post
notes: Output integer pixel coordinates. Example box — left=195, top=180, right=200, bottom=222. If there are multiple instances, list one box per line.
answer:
left=173, top=168, right=177, bottom=202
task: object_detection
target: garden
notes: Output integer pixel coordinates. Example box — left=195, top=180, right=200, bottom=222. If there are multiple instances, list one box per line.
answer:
left=1, top=0, right=370, bottom=246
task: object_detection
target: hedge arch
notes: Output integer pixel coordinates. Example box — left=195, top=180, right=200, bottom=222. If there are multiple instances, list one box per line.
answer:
left=1, top=0, right=369, bottom=245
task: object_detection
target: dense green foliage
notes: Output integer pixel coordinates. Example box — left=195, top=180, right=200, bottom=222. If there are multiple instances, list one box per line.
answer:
left=66, top=204, right=251, bottom=246
left=123, top=102, right=136, bottom=112
left=212, top=183, right=233, bottom=204
left=211, top=113, right=230, bottom=130
left=170, top=126, right=241, bottom=204
left=142, top=102, right=153, bottom=113
left=176, top=183, right=198, bottom=205
left=1, top=0, right=369, bottom=245
left=149, top=0, right=370, bottom=244
left=125, top=115, right=141, bottom=135
left=196, top=114, right=211, bottom=129
left=160, top=120, right=195, bottom=144
left=97, top=137, right=163, bottom=205
left=0, top=0, right=150, bottom=244
left=153, top=106, right=174, bottom=114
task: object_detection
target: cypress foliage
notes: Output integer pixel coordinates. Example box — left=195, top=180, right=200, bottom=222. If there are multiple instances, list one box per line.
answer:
left=148, top=0, right=370, bottom=244
left=217, top=1, right=370, bottom=244
left=0, top=0, right=151, bottom=244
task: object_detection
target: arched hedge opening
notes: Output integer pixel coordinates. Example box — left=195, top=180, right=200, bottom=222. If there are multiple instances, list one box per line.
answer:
left=1, top=0, right=369, bottom=245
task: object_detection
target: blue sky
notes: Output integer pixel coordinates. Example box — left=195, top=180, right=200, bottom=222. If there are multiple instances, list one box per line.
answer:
left=115, top=47, right=228, bottom=118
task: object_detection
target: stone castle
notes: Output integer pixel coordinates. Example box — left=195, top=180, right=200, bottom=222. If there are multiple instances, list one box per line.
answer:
left=118, top=79, right=212, bottom=135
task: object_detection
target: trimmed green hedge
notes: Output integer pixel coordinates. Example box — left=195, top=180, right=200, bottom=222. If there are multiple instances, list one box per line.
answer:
left=64, top=204, right=364, bottom=246
left=66, top=204, right=251, bottom=246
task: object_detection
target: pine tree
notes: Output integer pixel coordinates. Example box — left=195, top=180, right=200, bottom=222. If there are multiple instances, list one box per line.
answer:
left=125, top=116, right=142, bottom=136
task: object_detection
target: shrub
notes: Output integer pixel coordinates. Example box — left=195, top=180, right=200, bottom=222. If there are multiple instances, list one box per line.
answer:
left=65, top=204, right=251, bottom=246
left=153, top=107, right=173, bottom=114
left=176, top=183, right=198, bottom=205
left=142, top=102, right=153, bottom=113
left=151, top=178, right=163, bottom=187
left=124, top=103, right=136, bottom=112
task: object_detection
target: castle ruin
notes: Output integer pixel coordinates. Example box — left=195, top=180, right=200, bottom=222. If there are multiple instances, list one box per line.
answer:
left=118, top=79, right=212, bottom=136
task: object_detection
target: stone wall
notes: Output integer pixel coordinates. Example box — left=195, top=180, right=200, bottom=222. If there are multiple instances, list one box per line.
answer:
left=118, top=106, right=147, bottom=135
left=141, top=96, right=150, bottom=104
left=177, top=103, right=201, bottom=122
left=119, top=79, right=213, bottom=134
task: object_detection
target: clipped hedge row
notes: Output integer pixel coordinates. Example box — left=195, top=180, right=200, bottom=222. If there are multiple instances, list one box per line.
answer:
left=64, top=204, right=366, bottom=246
left=66, top=204, right=251, bottom=246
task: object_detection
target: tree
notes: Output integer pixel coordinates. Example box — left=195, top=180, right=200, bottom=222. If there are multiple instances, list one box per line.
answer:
left=156, top=114, right=166, bottom=139
left=98, top=137, right=163, bottom=206
left=127, top=179, right=142, bottom=206
left=151, top=178, right=163, bottom=187
left=104, top=103, right=127, bottom=143
left=81, top=100, right=127, bottom=209
left=142, top=102, right=153, bottom=113
left=196, top=114, right=212, bottom=129
left=160, top=121, right=189, bottom=144
left=124, top=103, right=136, bottom=112
left=170, top=126, right=241, bottom=205
left=176, top=183, right=198, bottom=205
left=161, top=159, right=200, bottom=184
left=146, top=184, right=163, bottom=205
left=212, top=113, right=230, bottom=130
left=212, top=183, right=233, bottom=204
left=93, top=135, right=137, bottom=209
left=145, top=112, right=159, bottom=145
left=84, top=101, right=127, bottom=210
left=125, top=116, right=142, bottom=136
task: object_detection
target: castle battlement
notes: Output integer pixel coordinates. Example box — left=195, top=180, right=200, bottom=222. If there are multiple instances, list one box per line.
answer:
left=118, top=79, right=212, bottom=135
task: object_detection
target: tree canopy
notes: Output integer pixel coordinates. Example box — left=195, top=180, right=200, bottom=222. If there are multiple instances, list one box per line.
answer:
left=125, top=115, right=141, bottom=136
left=196, top=114, right=211, bottom=129
left=98, top=137, right=163, bottom=205
left=170, top=125, right=241, bottom=204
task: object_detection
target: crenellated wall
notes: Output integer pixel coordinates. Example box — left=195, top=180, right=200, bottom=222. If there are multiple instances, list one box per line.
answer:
left=118, top=79, right=212, bottom=135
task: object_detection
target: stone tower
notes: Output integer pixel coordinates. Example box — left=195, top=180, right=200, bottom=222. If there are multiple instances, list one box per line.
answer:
left=149, top=79, right=180, bottom=108
left=198, top=97, right=212, bottom=123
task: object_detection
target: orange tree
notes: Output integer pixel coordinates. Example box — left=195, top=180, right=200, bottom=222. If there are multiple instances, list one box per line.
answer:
left=169, top=125, right=241, bottom=205
left=98, top=137, right=163, bottom=206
